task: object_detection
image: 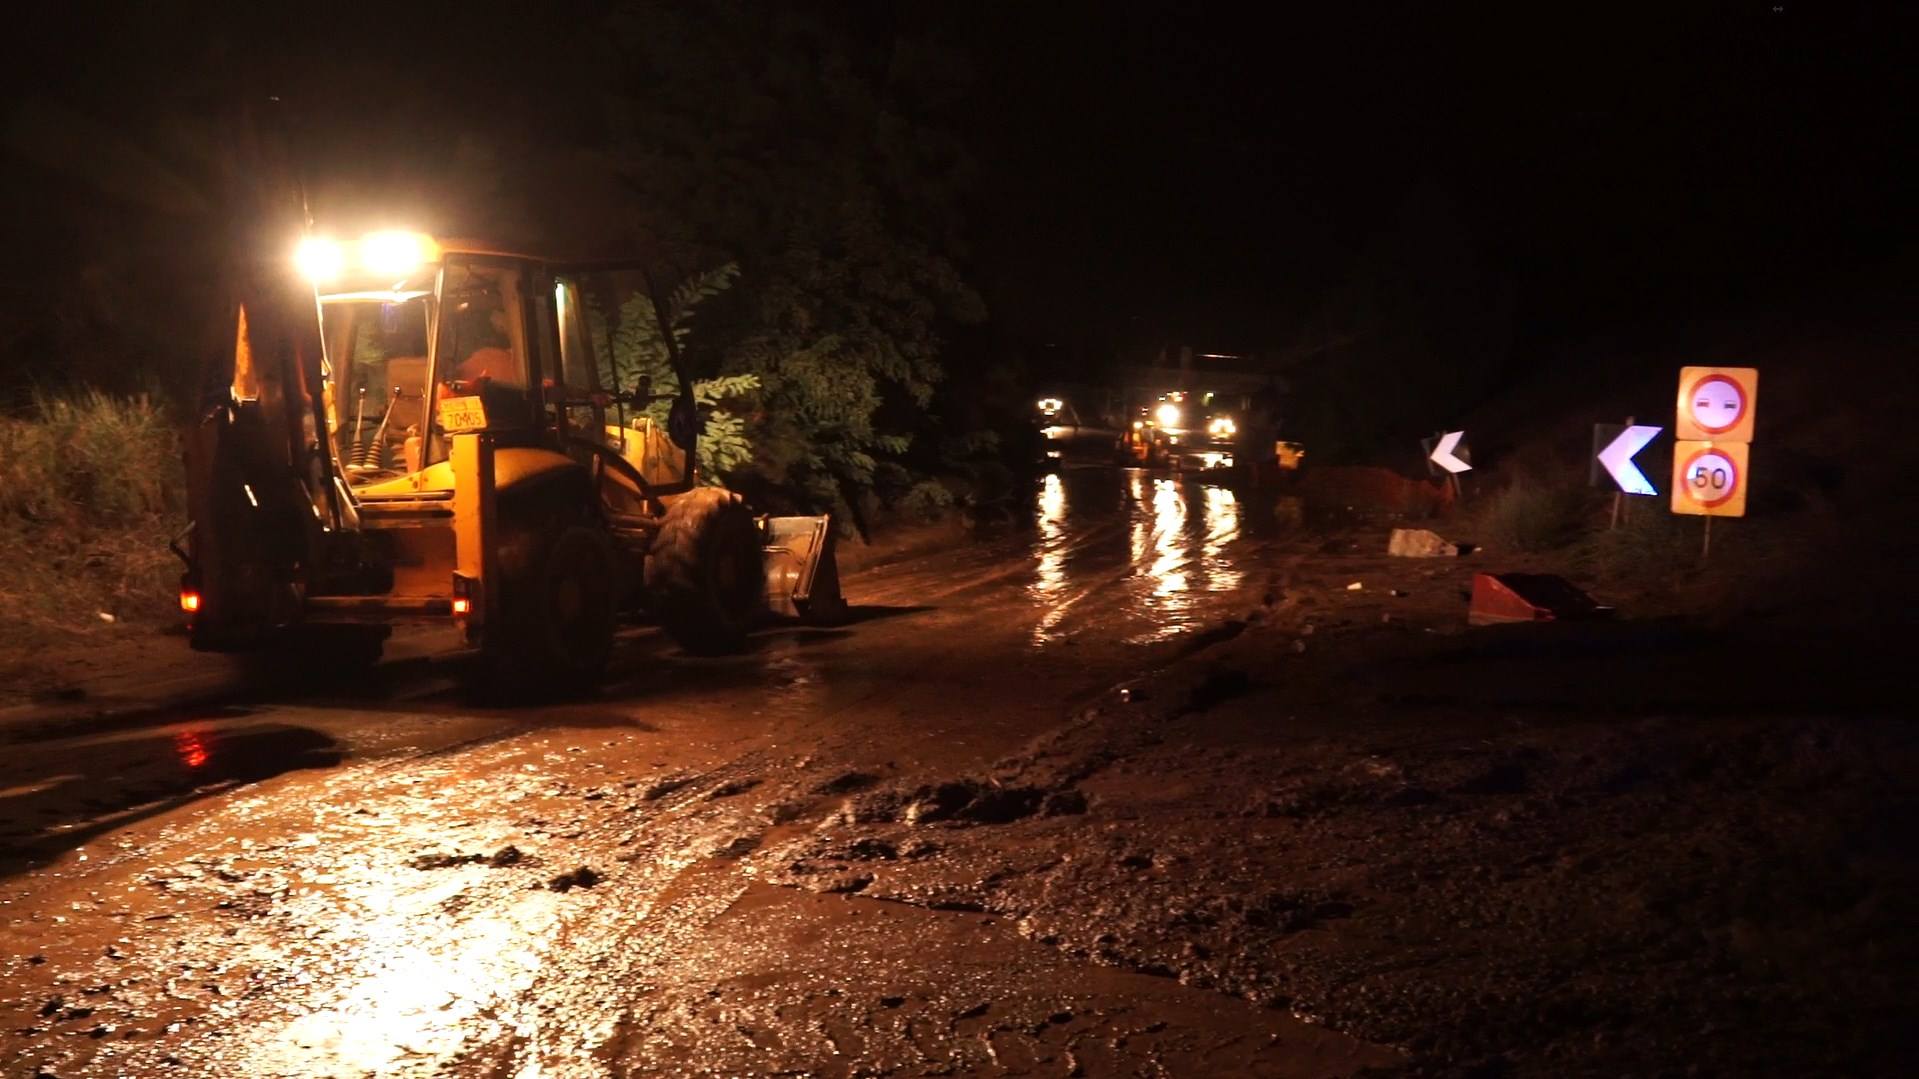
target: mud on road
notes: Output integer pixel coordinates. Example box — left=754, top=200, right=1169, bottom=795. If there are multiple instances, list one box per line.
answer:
left=2, top=467, right=1913, bottom=1077
left=775, top=618, right=1917, bottom=1076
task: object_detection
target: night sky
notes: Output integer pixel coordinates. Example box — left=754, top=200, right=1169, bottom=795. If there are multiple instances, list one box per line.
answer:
left=948, top=2, right=1918, bottom=350
left=4, top=2, right=1914, bottom=390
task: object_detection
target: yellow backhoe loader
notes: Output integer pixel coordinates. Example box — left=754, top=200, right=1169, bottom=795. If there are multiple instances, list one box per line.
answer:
left=175, top=231, right=843, bottom=690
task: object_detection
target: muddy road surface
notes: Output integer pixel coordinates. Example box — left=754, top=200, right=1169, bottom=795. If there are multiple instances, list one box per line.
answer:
left=0, top=470, right=1390, bottom=1078
left=6, top=466, right=1913, bottom=1078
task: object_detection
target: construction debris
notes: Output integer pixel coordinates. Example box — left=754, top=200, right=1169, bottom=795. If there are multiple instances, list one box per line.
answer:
left=1388, top=528, right=1464, bottom=558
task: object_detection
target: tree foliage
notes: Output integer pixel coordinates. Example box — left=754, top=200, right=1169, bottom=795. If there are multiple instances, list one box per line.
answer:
left=603, top=263, right=740, bottom=401
left=594, top=263, right=759, bottom=483
left=596, top=1, right=984, bottom=519
left=2, top=5, right=985, bottom=523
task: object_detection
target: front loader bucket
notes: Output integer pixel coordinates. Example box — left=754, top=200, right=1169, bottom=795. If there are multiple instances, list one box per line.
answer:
left=762, top=515, right=848, bottom=624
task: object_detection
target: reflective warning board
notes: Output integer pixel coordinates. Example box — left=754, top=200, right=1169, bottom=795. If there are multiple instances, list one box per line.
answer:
left=1675, top=366, right=1758, bottom=442
left=1670, top=440, right=1749, bottom=517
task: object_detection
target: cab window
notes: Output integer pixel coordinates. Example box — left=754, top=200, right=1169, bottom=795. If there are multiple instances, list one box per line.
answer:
left=427, top=261, right=533, bottom=465
left=317, top=294, right=430, bottom=484
left=554, top=277, right=597, bottom=393
left=438, top=263, right=527, bottom=391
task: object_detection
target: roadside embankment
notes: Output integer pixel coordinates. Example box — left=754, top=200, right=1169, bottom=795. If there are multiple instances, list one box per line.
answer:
left=0, top=392, right=184, bottom=699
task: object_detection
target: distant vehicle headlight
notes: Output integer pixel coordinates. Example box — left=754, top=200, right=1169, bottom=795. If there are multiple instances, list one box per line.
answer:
left=1155, top=402, right=1182, bottom=428
left=1209, top=416, right=1237, bottom=438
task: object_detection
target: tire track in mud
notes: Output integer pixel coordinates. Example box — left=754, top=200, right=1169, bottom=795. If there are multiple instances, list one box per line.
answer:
left=437, top=756, right=948, bottom=1075
left=6, top=723, right=793, bottom=1078
left=133, top=738, right=887, bottom=1077
left=448, top=546, right=1306, bottom=1077
left=992, top=551, right=1304, bottom=790
left=446, top=758, right=791, bottom=1078
left=848, top=515, right=1131, bottom=609
left=736, top=554, right=1336, bottom=1044
left=6, top=483, right=1319, bottom=1077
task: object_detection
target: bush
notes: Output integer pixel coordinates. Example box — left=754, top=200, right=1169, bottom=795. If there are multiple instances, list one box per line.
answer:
left=1474, top=475, right=1593, bottom=553
left=897, top=479, right=956, bottom=523
left=0, top=391, right=180, bottom=525
left=0, top=391, right=182, bottom=646
left=1584, top=500, right=1697, bottom=585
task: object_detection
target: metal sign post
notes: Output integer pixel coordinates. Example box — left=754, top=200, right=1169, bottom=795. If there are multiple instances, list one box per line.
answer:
left=1611, top=417, right=1632, bottom=529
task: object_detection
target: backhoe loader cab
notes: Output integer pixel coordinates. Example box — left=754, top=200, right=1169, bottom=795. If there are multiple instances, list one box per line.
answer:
left=178, top=231, right=843, bottom=690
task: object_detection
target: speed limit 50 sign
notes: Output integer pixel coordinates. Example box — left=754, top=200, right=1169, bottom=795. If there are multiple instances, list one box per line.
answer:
left=1670, top=440, right=1749, bottom=517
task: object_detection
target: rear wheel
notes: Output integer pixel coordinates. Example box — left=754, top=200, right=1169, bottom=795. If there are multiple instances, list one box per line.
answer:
left=646, top=487, right=764, bottom=654
left=489, top=525, right=618, bottom=693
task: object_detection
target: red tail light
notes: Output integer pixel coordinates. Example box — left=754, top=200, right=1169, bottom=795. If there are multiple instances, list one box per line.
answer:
left=179, top=591, right=202, bottom=614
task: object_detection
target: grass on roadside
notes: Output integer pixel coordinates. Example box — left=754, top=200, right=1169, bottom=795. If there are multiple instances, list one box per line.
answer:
left=1467, top=470, right=1722, bottom=595
left=0, top=390, right=178, bottom=522
left=1470, top=472, right=1594, bottom=553
left=1582, top=499, right=1697, bottom=584
left=0, top=391, right=183, bottom=651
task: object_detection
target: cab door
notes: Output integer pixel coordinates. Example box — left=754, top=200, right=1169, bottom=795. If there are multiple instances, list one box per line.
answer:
left=549, top=263, right=699, bottom=500
left=424, top=255, right=537, bottom=466
left=542, top=270, right=606, bottom=445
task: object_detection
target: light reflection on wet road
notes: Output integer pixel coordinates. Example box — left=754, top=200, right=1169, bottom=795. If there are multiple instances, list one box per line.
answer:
left=0, top=464, right=1338, bottom=1079
left=1029, top=468, right=1263, bottom=646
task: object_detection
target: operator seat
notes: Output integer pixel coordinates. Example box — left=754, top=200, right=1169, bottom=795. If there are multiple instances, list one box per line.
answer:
left=384, top=357, right=428, bottom=432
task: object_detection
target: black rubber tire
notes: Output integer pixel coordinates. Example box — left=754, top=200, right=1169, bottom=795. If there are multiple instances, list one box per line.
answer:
left=646, top=487, right=765, bottom=655
left=489, top=525, right=618, bottom=693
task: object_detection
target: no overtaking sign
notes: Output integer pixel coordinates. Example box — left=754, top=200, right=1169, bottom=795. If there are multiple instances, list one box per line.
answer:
left=1675, top=366, right=1758, bottom=442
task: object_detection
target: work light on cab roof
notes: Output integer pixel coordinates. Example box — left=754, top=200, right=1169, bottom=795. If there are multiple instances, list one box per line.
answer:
left=293, top=230, right=441, bottom=285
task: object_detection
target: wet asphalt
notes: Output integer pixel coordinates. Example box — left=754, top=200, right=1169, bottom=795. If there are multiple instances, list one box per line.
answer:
left=0, top=467, right=1393, bottom=1078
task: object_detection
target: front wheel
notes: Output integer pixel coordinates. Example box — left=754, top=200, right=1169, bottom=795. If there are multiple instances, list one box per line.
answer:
left=646, top=488, right=765, bottom=655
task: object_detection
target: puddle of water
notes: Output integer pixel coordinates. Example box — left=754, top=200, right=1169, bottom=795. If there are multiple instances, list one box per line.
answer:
left=0, top=722, right=347, bottom=873
left=1026, top=470, right=1256, bottom=647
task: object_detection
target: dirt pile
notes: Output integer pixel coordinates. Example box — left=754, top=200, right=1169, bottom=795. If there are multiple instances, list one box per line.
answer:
left=766, top=588, right=1917, bottom=1075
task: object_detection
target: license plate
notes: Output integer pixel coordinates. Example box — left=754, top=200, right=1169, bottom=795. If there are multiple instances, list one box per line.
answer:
left=439, top=395, right=488, bottom=433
